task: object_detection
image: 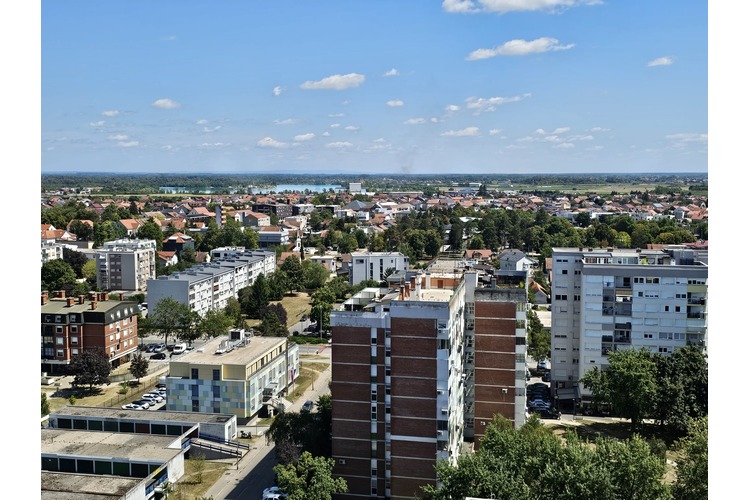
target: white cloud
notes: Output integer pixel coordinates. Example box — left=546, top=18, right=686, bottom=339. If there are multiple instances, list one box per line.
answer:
left=326, top=141, right=353, bottom=149
left=196, top=119, right=209, bottom=125
left=567, top=134, right=593, bottom=141
left=383, top=68, right=400, bottom=77
left=101, top=110, right=120, bottom=117
left=506, top=144, right=526, bottom=150
left=256, top=137, right=289, bottom=149
left=152, top=98, right=180, bottom=109
left=386, top=100, right=404, bottom=107
left=589, top=126, right=610, bottom=132
left=322, top=131, right=331, bottom=137
left=467, top=37, right=574, bottom=60
left=273, top=86, right=283, bottom=96
left=552, top=127, right=570, bottom=134
left=404, top=117, right=439, bottom=125
left=89, top=120, right=106, bottom=128
left=535, top=128, right=546, bottom=135
left=199, top=142, right=230, bottom=149
left=489, top=129, right=503, bottom=135
left=300, top=73, right=365, bottom=90
left=108, top=134, right=128, bottom=141
left=586, top=145, right=604, bottom=151
left=443, top=0, right=601, bottom=14
left=203, top=126, right=221, bottom=133
left=544, top=135, right=562, bottom=142
left=517, top=136, right=535, bottom=142
left=329, top=113, right=345, bottom=118
left=466, top=93, right=530, bottom=113
left=647, top=56, right=674, bottom=67
left=345, top=125, right=360, bottom=131
left=117, top=141, right=139, bottom=148
left=445, top=104, right=461, bottom=112
left=666, top=133, right=707, bottom=143
left=554, top=142, right=575, bottom=149
left=294, top=133, right=315, bottom=141
left=274, top=118, right=300, bottom=125
left=330, top=123, right=341, bottom=128
left=441, top=127, right=480, bottom=137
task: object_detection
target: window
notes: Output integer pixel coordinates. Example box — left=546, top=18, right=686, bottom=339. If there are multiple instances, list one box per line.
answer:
left=71, top=348, right=78, bottom=355
left=675, top=306, right=681, bottom=313
left=56, top=337, right=64, bottom=345
left=213, top=386, right=221, bottom=399
left=56, top=326, right=63, bottom=334
left=71, top=337, right=78, bottom=345
left=192, top=385, right=199, bottom=398
left=191, top=369, right=199, bottom=380
left=213, top=369, right=220, bottom=381
left=562, top=269, right=568, bottom=274
left=71, top=325, right=78, bottom=333
left=644, top=333, right=653, bottom=339
left=56, top=350, right=64, bottom=357
left=664, top=306, right=670, bottom=312
left=192, top=400, right=199, bottom=412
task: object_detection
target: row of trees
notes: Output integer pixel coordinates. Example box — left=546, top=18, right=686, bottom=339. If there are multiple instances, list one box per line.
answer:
left=581, top=346, right=708, bottom=436
left=423, top=415, right=707, bottom=500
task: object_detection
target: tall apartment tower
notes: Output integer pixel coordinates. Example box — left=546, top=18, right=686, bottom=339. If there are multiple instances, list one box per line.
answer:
left=331, top=274, right=465, bottom=500
left=549, top=246, right=708, bottom=407
left=95, top=239, right=157, bottom=291
left=330, top=266, right=529, bottom=498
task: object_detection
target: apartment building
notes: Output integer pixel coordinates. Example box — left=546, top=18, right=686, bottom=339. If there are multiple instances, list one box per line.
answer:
left=41, top=291, right=140, bottom=374
left=165, top=331, right=299, bottom=418
left=209, top=247, right=276, bottom=277
left=256, top=226, right=290, bottom=249
left=147, top=251, right=274, bottom=316
left=330, top=266, right=528, bottom=499
left=549, top=246, right=708, bottom=406
left=349, top=251, right=410, bottom=286
left=95, top=238, right=157, bottom=291
left=252, top=202, right=293, bottom=219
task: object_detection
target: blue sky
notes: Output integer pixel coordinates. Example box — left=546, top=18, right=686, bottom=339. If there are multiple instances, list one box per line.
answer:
left=40, top=1, right=708, bottom=175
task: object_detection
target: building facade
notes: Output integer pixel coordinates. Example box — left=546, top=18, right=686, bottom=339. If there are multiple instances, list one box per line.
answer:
left=349, top=252, right=410, bottom=286
left=147, top=251, right=275, bottom=316
left=95, top=238, right=157, bottom=291
left=41, top=291, right=140, bottom=374
left=165, top=333, right=299, bottom=418
left=549, top=246, right=708, bottom=405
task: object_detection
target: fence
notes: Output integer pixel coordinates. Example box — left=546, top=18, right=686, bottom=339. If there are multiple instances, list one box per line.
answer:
left=101, top=371, right=166, bottom=408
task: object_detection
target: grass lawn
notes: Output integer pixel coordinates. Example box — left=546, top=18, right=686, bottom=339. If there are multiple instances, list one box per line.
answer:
left=245, top=291, right=312, bottom=330
left=287, top=362, right=329, bottom=403
left=172, top=459, right=231, bottom=499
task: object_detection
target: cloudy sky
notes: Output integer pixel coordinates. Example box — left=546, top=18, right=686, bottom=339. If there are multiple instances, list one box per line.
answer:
left=40, top=0, right=708, bottom=174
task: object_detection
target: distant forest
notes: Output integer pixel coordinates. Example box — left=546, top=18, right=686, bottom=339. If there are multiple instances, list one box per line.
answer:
left=41, top=172, right=708, bottom=196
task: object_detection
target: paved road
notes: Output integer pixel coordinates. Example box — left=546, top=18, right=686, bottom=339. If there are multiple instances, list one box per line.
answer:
left=205, top=359, right=333, bottom=500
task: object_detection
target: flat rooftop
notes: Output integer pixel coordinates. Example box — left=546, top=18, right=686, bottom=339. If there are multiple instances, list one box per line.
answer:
left=42, top=471, right=142, bottom=500
left=175, top=334, right=287, bottom=366
left=52, top=405, right=234, bottom=424
left=42, top=429, right=182, bottom=462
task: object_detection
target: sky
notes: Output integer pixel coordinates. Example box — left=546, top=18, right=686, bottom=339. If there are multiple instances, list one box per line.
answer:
left=39, top=0, right=709, bottom=175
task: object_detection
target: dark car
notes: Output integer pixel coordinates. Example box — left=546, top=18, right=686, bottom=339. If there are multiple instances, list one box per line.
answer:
left=301, top=400, right=314, bottom=413
left=541, top=372, right=551, bottom=382
left=531, top=407, right=561, bottom=420
left=151, top=352, right=167, bottom=360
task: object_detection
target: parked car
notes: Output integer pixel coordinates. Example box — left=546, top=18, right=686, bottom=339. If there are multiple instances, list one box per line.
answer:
left=142, top=393, right=163, bottom=403
left=542, top=372, right=551, bottom=382
left=149, top=390, right=165, bottom=397
left=151, top=352, right=167, bottom=360
left=156, top=383, right=167, bottom=389
left=173, top=343, right=187, bottom=355
left=153, top=343, right=167, bottom=352
left=536, top=360, right=549, bottom=371
left=121, top=403, right=141, bottom=410
left=132, top=400, right=151, bottom=409
left=146, top=344, right=157, bottom=353
left=301, top=400, right=314, bottom=413
left=263, top=486, right=287, bottom=500
left=531, top=406, right=561, bottom=419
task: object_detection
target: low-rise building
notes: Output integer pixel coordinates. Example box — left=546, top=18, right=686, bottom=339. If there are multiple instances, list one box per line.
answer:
left=349, top=251, right=409, bottom=286
left=95, top=238, right=157, bottom=291
left=41, top=291, right=140, bottom=375
left=165, top=331, right=300, bottom=418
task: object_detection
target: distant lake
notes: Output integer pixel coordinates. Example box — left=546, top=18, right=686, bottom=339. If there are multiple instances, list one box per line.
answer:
left=159, top=184, right=344, bottom=195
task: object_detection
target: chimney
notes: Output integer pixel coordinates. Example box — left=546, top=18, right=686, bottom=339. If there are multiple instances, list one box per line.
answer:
left=90, top=301, right=98, bottom=310
left=99, top=292, right=107, bottom=301
left=425, top=272, right=431, bottom=290
left=78, top=295, right=85, bottom=304
left=491, top=277, right=497, bottom=288
left=41, top=292, right=49, bottom=305
left=119, top=293, right=125, bottom=301
left=66, top=297, right=75, bottom=307
left=399, top=285, right=405, bottom=300
left=410, top=275, right=416, bottom=291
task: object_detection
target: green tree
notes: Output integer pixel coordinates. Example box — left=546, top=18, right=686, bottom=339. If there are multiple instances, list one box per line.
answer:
left=41, top=393, right=50, bottom=417
left=198, top=309, right=233, bottom=339
left=63, top=248, right=89, bottom=278
left=189, top=451, right=207, bottom=484
left=302, top=261, right=329, bottom=290
left=281, top=256, right=304, bottom=292
left=129, top=352, right=149, bottom=383
left=241, top=274, right=270, bottom=319
left=68, top=349, right=112, bottom=392
left=139, top=297, right=197, bottom=346
left=69, top=219, right=94, bottom=241
left=526, top=310, right=550, bottom=361
left=273, top=451, right=348, bottom=500
left=82, top=259, right=97, bottom=283
left=41, top=259, right=77, bottom=292
left=672, top=417, right=708, bottom=500
left=136, top=219, right=164, bottom=250
left=224, top=297, right=244, bottom=328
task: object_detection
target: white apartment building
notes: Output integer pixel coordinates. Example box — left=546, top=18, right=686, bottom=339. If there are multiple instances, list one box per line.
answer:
left=349, top=251, right=410, bottom=286
left=95, top=239, right=157, bottom=291
left=550, top=246, right=708, bottom=403
left=209, top=247, right=277, bottom=277
left=256, top=226, right=290, bottom=248
left=147, top=252, right=274, bottom=316
left=41, top=240, right=65, bottom=266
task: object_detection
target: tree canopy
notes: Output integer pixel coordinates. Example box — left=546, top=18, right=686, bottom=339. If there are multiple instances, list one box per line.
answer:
left=138, top=297, right=198, bottom=345
left=41, top=259, right=78, bottom=292
left=68, top=349, right=112, bottom=392
left=273, top=451, right=348, bottom=500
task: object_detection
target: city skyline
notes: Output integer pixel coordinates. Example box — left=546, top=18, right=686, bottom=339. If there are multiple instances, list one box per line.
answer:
left=41, top=1, right=707, bottom=175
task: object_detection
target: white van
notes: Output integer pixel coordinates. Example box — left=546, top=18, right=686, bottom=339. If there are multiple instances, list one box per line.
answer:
left=173, top=343, right=187, bottom=355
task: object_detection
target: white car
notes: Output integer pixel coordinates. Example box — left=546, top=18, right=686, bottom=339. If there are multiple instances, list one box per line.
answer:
left=122, top=403, right=141, bottom=410
left=141, top=393, right=163, bottom=403
left=263, top=486, right=287, bottom=500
